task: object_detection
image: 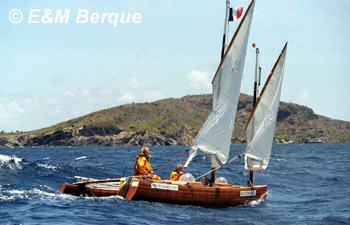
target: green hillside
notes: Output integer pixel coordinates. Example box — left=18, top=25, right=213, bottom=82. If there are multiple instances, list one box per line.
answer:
left=1, top=94, right=349, bottom=147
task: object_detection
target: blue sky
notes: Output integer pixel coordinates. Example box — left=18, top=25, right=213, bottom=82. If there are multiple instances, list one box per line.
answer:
left=0, top=0, right=349, bottom=132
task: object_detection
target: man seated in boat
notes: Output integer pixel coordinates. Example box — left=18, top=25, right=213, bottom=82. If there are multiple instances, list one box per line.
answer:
left=169, top=163, right=184, bottom=181
left=134, top=146, right=161, bottom=180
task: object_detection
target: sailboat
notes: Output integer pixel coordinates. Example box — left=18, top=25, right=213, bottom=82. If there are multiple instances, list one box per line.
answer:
left=60, top=0, right=288, bottom=207
left=116, top=0, right=288, bottom=207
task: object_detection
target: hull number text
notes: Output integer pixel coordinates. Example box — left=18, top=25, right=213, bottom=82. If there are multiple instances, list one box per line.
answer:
left=240, top=190, right=256, bottom=197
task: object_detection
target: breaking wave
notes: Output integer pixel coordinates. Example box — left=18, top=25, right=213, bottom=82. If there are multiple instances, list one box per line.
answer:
left=1, top=144, right=349, bottom=224
left=244, top=199, right=264, bottom=207
left=75, top=156, right=88, bottom=160
left=0, top=185, right=75, bottom=202
left=0, top=154, right=23, bottom=170
left=0, top=184, right=122, bottom=203
left=37, top=163, right=60, bottom=171
left=0, top=154, right=62, bottom=174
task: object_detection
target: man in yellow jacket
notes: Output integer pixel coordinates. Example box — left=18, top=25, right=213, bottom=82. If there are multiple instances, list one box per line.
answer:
left=134, top=147, right=160, bottom=180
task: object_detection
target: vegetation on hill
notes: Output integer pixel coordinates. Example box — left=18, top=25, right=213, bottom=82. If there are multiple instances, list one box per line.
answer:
left=1, top=94, right=349, bottom=147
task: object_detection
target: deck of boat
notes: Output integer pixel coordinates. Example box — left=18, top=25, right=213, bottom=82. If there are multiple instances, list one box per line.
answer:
left=60, top=180, right=122, bottom=197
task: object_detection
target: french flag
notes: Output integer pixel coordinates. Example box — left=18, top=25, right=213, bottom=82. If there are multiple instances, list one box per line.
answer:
left=229, top=7, right=243, bottom=21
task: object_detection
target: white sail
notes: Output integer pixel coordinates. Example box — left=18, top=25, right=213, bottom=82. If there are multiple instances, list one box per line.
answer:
left=185, top=0, right=255, bottom=167
left=212, top=2, right=253, bottom=108
left=244, top=43, right=288, bottom=171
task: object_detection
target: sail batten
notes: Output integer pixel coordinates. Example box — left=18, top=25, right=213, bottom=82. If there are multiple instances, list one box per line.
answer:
left=185, top=0, right=256, bottom=167
left=244, top=42, right=288, bottom=172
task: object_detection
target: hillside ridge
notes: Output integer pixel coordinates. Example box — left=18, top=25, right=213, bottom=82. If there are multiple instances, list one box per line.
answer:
left=1, top=93, right=349, bottom=147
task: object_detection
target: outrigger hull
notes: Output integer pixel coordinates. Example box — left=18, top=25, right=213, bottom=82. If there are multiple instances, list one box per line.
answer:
left=60, top=179, right=123, bottom=197
left=121, top=178, right=267, bottom=208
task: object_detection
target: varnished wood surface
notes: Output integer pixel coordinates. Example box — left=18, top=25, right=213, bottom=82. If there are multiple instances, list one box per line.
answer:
left=60, top=179, right=267, bottom=208
left=59, top=183, right=119, bottom=197
left=130, top=179, right=267, bottom=208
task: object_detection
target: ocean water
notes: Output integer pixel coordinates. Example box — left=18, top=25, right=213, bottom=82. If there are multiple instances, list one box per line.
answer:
left=0, top=143, right=349, bottom=225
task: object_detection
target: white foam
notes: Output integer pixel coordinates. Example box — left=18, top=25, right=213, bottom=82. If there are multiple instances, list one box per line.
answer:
left=0, top=154, right=23, bottom=170
left=245, top=199, right=263, bottom=207
left=0, top=185, right=124, bottom=202
left=30, top=188, right=60, bottom=198
left=4, top=189, right=25, bottom=194
left=75, top=156, right=88, bottom=160
left=0, top=186, right=77, bottom=202
left=0, top=194, right=16, bottom=202
left=0, top=189, right=28, bottom=202
left=37, top=163, right=59, bottom=171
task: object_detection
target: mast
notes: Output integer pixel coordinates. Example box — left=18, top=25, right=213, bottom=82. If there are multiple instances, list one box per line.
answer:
left=185, top=0, right=255, bottom=176
left=245, top=42, right=288, bottom=179
left=213, top=0, right=230, bottom=184
left=250, top=46, right=260, bottom=186
left=253, top=47, right=260, bottom=106
left=220, top=0, right=230, bottom=59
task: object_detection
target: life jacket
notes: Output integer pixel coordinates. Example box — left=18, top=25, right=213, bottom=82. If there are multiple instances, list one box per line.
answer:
left=151, top=175, right=161, bottom=180
left=134, top=156, right=153, bottom=176
left=169, top=171, right=181, bottom=181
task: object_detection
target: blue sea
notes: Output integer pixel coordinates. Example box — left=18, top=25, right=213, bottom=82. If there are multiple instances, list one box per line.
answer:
left=0, top=143, right=349, bottom=224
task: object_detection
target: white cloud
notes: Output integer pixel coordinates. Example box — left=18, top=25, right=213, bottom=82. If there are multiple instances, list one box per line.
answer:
left=51, top=110, right=62, bottom=114
left=186, top=70, right=211, bottom=93
left=71, top=111, right=80, bottom=116
left=46, top=98, right=57, bottom=105
left=127, top=78, right=141, bottom=89
left=118, top=93, right=136, bottom=103
left=142, top=90, right=163, bottom=102
left=63, top=90, right=75, bottom=97
left=23, top=98, right=32, bottom=104
left=81, top=89, right=91, bottom=97
left=297, top=90, right=311, bottom=104
left=117, top=88, right=163, bottom=104
left=8, top=102, right=24, bottom=113
left=283, top=10, right=296, bottom=20
left=100, top=88, right=116, bottom=96
left=0, top=102, right=25, bottom=122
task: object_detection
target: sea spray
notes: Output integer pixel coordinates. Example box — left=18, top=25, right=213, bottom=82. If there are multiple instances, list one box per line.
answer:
left=0, top=154, right=23, bottom=170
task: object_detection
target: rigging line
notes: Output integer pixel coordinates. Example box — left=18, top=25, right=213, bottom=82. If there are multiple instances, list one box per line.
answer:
left=226, top=17, right=230, bottom=47
left=181, top=150, right=188, bottom=165
left=194, top=152, right=244, bottom=181
left=242, top=70, right=251, bottom=95
left=154, top=148, right=188, bottom=175
left=262, top=170, right=272, bottom=179
left=122, top=162, right=127, bottom=177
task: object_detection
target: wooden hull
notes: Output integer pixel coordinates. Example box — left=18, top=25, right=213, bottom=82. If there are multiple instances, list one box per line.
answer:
left=125, top=179, right=267, bottom=208
left=60, top=178, right=267, bottom=207
left=59, top=181, right=122, bottom=197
